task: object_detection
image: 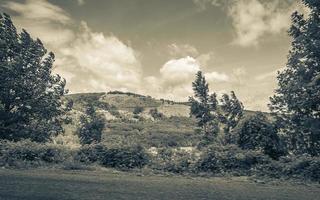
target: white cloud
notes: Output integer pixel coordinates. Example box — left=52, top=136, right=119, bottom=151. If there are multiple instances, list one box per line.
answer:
left=160, top=56, right=200, bottom=86
left=2, top=0, right=74, bottom=47
left=60, top=22, right=142, bottom=92
left=205, top=71, right=229, bottom=82
left=3, top=0, right=142, bottom=93
left=254, top=67, right=285, bottom=81
left=143, top=56, right=230, bottom=101
left=228, top=0, right=302, bottom=47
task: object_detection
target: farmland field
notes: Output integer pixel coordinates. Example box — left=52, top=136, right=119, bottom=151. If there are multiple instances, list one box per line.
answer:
left=0, top=169, right=319, bottom=200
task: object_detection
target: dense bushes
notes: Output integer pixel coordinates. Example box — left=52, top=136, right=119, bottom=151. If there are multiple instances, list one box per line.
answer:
left=1, top=140, right=319, bottom=181
left=233, top=112, right=285, bottom=159
left=0, top=140, right=74, bottom=168
left=0, top=140, right=150, bottom=170
left=77, top=143, right=150, bottom=170
left=150, top=148, right=199, bottom=173
left=256, top=155, right=320, bottom=181
left=196, top=145, right=271, bottom=175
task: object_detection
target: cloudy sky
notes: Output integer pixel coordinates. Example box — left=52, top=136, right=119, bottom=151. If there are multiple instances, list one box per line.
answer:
left=0, top=0, right=307, bottom=111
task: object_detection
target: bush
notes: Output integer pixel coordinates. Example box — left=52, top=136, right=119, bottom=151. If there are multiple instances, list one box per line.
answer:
left=77, top=105, right=105, bottom=145
left=76, top=143, right=150, bottom=170
left=133, top=106, right=144, bottom=115
left=233, top=112, right=285, bottom=159
left=0, top=140, right=73, bottom=168
left=150, top=148, right=199, bottom=174
left=283, top=155, right=320, bottom=181
left=101, top=144, right=150, bottom=170
left=76, top=143, right=107, bottom=163
left=149, top=108, right=164, bottom=120
left=196, top=145, right=271, bottom=175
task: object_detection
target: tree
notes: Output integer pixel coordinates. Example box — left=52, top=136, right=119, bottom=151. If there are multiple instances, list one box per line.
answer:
left=189, top=71, right=219, bottom=141
left=220, top=91, right=244, bottom=144
left=77, top=105, right=105, bottom=145
left=0, top=13, right=70, bottom=142
left=234, top=112, right=284, bottom=159
left=269, top=1, right=320, bottom=155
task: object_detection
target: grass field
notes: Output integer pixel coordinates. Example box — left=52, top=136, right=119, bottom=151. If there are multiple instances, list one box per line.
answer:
left=0, top=169, right=319, bottom=200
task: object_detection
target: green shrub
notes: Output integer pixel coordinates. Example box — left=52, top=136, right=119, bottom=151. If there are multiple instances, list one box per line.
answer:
left=149, top=108, right=164, bottom=120
left=0, top=140, right=73, bottom=168
left=75, top=143, right=107, bottom=163
left=233, top=112, right=285, bottom=159
left=76, top=143, right=150, bottom=170
left=283, top=156, right=320, bottom=181
left=195, top=145, right=271, bottom=175
left=133, top=106, right=144, bottom=115
left=150, top=148, right=199, bottom=174
left=77, top=105, right=105, bottom=145
left=101, top=144, right=150, bottom=170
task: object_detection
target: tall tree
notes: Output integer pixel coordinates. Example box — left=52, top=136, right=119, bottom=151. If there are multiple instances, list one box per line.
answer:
left=0, top=13, right=70, bottom=142
left=269, top=1, right=320, bottom=155
left=220, top=91, right=244, bottom=143
left=189, top=71, right=219, bottom=141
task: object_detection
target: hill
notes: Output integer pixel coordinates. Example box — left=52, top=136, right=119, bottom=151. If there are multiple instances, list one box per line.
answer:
left=58, top=91, right=271, bottom=148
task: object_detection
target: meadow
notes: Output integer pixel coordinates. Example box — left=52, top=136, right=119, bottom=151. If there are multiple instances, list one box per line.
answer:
left=0, top=169, right=319, bottom=200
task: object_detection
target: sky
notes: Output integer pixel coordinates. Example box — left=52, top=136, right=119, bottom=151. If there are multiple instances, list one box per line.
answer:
left=0, top=0, right=308, bottom=111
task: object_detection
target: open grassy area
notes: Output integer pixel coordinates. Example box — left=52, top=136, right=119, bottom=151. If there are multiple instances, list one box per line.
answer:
left=0, top=169, right=319, bottom=200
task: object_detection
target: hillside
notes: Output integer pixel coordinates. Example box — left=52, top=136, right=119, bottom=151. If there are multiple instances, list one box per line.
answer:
left=58, top=91, right=271, bottom=148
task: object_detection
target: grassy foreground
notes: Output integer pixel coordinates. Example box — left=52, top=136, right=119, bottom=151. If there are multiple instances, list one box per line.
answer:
left=0, top=169, right=319, bottom=200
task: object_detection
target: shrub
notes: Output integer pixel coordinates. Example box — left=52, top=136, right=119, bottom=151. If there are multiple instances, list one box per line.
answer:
left=149, top=108, right=164, bottom=120
left=133, top=106, right=144, bottom=115
left=233, top=112, right=285, bottom=159
left=77, top=105, right=105, bottom=145
left=76, top=143, right=150, bottom=170
left=75, top=143, right=107, bottom=163
left=283, top=155, right=320, bottom=181
left=150, top=148, right=199, bottom=174
left=101, top=144, right=150, bottom=170
left=195, top=145, right=271, bottom=175
left=0, top=140, right=73, bottom=168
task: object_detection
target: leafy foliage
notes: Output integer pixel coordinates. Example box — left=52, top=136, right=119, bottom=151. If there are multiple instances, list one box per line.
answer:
left=77, top=105, right=105, bottom=145
left=133, top=106, right=144, bottom=114
left=219, top=91, right=244, bottom=144
left=0, top=13, right=70, bottom=142
left=189, top=71, right=219, bottom=141
left=149, top=108, right=164, bottom=120
left=234, top=112, right=285, bottom=159
left=269, top=1, right=320, bottom=155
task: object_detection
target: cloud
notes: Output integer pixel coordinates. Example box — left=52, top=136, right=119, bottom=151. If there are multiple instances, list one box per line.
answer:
left=228, top=0, right=301, bottom=47
left=2, top=0, right=74, bottom=47
left=60, top=22, right=142, bottom=92
left=205, top=71, right=229, bottom=82
left=196, top=51, right=214, bottom=68
left=254, top=67, right=285, bottom=81
left=168, top=43, right=199, bottom=57
left=143, top=56, right=230, bottom=101
left=3, top=0, right=142, bottom=93
left=160, top=56, right=200, bottom=86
